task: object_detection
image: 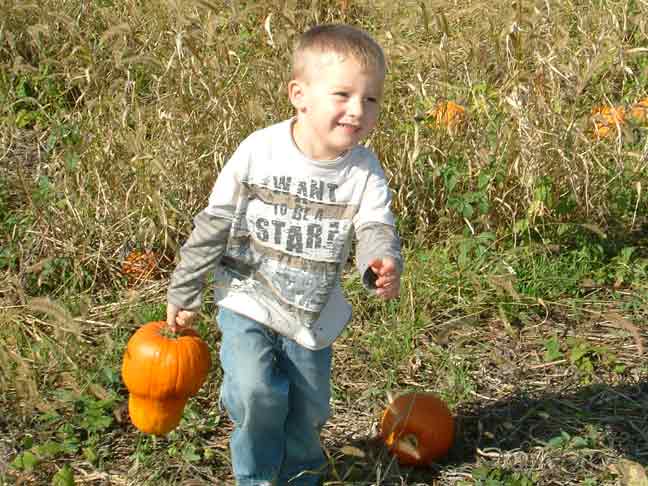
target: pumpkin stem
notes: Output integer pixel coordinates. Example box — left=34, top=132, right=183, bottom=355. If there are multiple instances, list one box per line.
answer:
left=158, top=324, right=188, bottom=339
left=395, top=433, right=421, bottom=461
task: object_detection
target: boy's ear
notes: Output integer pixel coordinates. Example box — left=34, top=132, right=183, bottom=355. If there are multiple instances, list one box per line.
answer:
left=288, top=79, right=307, bottom=112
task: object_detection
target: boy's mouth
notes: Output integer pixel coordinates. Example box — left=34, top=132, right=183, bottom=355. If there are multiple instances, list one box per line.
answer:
left=338, top=123, right=360, bottom=133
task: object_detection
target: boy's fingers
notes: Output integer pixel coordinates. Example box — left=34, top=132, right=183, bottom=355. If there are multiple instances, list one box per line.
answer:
left=369, top=257, right=398, bottom=275
left=381, top=258, right=396, bottom=274
left=369, top=258, right=382, bottom=272
left=379, top=281, right=399, bottom=291
left=166, top=305, right=179, bottom=332
left=377, top=275, right=400, bottom=294
left=177, top=311, right=196, bottom=328
left=376, top=258, right=397, bottom=277
left=376, top=273, right=399, bottom=288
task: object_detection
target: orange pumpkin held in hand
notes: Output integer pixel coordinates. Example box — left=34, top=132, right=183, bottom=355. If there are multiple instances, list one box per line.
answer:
left=122, top=321, right=211, bottom=435
left=380, top=392, right=455, bottom=466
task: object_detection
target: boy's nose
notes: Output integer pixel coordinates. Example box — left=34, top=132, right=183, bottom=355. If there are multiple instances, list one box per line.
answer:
left=347, top=97, right=364, bottom=117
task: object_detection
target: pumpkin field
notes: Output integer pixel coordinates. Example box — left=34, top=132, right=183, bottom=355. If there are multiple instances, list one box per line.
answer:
left=2, top=0, right=648, bottom=484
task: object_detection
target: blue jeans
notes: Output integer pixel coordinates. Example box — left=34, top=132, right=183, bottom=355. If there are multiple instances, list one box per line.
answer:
left=217, top=308, right=332, bottom=486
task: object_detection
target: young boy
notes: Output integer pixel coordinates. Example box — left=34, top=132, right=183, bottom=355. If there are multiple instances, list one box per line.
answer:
left=166, top=24, right=403, bottom=486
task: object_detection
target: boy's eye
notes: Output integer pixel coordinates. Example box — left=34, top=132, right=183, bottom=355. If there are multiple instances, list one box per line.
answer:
left=366, top=97, right=378, bottom=103
left=334, top=92, right=349, bottom=98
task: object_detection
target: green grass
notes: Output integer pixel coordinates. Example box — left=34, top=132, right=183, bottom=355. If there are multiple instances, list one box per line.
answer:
left=2, top=0, right=648, bottom=484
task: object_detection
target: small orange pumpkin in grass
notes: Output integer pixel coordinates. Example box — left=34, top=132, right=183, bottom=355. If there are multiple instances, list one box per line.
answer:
left=429, top=101, right=466, bottom=132
left=629, top=97, right=648, bottom=125
left=380, top=392, right=455, bottom=466
left=590, top=105, right=625, bottom=138
left=122, top=321, right=211, bottom=435
left=121, top=249, right=159, bottom=282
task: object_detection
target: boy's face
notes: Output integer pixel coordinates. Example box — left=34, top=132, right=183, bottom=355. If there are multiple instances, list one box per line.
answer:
left=289, top=53, right=384, bottom=160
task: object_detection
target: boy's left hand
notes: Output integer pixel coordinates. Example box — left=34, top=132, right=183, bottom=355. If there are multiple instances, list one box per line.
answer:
left=368, top=257, right=401, bottom=300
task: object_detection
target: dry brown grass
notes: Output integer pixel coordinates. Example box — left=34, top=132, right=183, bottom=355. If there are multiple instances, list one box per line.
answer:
left=1, top=0, right=648, bottom=484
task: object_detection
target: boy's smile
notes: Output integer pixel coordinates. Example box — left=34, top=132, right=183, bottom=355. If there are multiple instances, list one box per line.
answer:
left=289, top=53, right=384, bottom=161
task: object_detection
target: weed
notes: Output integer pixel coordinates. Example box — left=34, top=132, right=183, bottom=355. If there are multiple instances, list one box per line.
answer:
left=2, top=0, right=648, bottom=484
left=11, top=393, right=114, bottom=460
left=463, top=466, right=538, bottom=486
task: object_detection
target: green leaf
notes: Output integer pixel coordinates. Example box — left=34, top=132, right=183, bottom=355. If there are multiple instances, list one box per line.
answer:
left=35, top=440, right=65, bottom=458
left=462, top=202, right=474, bottom=218
left=547, top=431, right=570, bottom=448
left=485, top=479, right=503, bottom=486
left=571, top=435, right=590, bottom=449
left=478, top=172, right=491, bottom=189
left=569, top=342, right=591, bottom=363
left=614, top=363, right=627, bottom=374
left=61, top=438, right=80, bottom=455
left=543, top=336, right=563, bottom=362
left=83, top=447, right=98, bottom=464
left=20, top=436, right=34, bottom=449
left=53, top=389, right=78, bottom=403
left=181, top=443, right=201, bottom=463
left=51, top=464, right=75, bottom=486
left=17, top=78, right=33, bottom=98
left=445, top=173, right=458, bottom=193
left=11, top=451, right=39, bottom=471
left=65, top=152, right=79, bottom=171
left=472, top=466, right=491, bottom=479
left=79, top=413, right=113, bottom=433
left=514, top=218, right=529, bottom=234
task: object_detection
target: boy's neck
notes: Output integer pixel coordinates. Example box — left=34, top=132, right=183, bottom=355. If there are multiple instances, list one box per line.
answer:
left=291, top=118, right=348, bottom=161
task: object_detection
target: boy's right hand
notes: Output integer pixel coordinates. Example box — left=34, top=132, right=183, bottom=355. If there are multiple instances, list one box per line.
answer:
left=166, top=303, right=198, bottom=333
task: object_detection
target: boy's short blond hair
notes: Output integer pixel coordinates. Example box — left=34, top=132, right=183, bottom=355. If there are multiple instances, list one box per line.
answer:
left=292, top=24, right=386, bottom=81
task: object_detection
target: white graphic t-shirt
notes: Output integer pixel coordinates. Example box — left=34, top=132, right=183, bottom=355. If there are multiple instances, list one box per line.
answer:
left=168, top=118, right=401, bottom=349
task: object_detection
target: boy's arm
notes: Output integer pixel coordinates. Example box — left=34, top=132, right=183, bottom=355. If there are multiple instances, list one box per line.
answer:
left=166, top=210, right=231, bottom=330
left=166, top=139, right=249, bottom=330
left=356, top=223, right=403, bottom=298
left=353, top=160, right=403, bottom=299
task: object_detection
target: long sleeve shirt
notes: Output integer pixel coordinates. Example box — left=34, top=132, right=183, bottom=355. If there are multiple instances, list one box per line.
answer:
left=167, top=118, right=402, bottom=350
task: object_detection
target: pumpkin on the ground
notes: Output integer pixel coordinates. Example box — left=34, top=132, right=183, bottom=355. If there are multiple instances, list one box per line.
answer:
left=429, top=101, right=466, bottom=132
left=121, top=249, right=159, bottom=283
left=590, top=105, right=625, bottom=138
left=430, top=101, right=466, bottom=132
left=122, top=321, right=211, bottom=435
left=380, top=392, right=454, bottom=466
